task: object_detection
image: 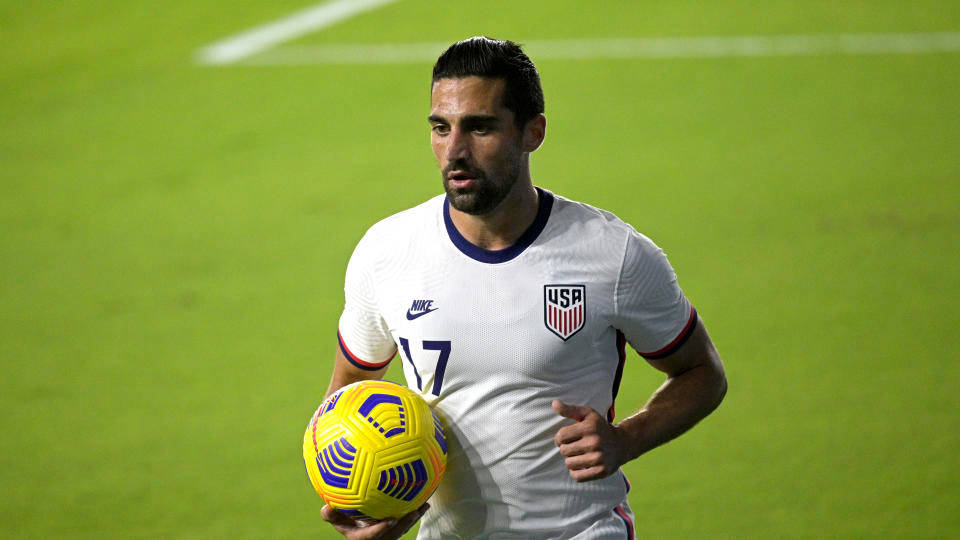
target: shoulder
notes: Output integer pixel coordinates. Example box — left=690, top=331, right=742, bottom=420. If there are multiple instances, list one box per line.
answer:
left=364, top=194, right=444, bottom=238
left=551, top=192, right=637, bottom=232
left=542, top=191, right=673, bottom=285
left=353, top=194, right=445, bottom=255
left=544, top=191, right=659, bottom=253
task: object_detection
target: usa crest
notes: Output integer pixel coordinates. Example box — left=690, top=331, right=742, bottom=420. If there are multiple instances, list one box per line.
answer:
left=544, top=284, right=586, bottom=340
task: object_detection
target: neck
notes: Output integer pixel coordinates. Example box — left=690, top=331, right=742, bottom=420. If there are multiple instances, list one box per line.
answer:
left=448, top=178, right=539, bottom=251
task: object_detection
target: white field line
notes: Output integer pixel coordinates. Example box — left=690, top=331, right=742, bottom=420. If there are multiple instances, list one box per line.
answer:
left=195, top=0, right=398, bottom=65
left=229, top=31, right=960, bottom=65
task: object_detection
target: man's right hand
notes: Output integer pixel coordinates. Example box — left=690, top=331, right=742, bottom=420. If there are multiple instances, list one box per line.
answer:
left=321, top=504, right=430, bottom=540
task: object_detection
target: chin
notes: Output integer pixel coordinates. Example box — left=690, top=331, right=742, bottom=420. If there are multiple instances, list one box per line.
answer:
left=447, top=193, right=484, bottom=215
left=444, top=175, right=514, bottom=216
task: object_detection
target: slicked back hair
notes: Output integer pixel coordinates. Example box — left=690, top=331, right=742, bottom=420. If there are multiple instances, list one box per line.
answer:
left=432, top=36, right=544, bottom=128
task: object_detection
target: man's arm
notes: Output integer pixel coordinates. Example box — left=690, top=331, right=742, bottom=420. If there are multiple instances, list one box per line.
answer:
left=324, top=345, right=389, bottom=399
left=554, top=320, right=727, bottom=481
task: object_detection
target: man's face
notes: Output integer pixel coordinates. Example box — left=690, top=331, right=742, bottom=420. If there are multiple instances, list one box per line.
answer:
left=429, top=77, right=526, bottom=215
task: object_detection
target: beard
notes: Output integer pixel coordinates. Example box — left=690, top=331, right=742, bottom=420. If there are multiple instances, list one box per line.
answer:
left=442, top=158, right=522, bottom=216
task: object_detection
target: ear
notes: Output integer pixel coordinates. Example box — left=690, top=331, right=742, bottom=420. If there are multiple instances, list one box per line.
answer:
left=522, top=114, right=547, bottom=153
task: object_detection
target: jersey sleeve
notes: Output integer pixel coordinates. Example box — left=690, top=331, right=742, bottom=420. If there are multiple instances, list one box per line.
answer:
left=337, top=231, right=397, bottom=370
left=612, top=230, right=697, bottom=359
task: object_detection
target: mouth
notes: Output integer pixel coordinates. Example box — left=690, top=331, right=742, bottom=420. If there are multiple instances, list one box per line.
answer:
left=446, top=170, right=479, bottom=189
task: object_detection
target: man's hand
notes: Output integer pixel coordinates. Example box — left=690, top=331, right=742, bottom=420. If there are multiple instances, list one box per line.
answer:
left=552, top=400, right=630, bottom=482
left=321, top=504, right=429, bottom=540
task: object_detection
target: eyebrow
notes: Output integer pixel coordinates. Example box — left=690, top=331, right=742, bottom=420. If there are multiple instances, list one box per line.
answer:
left=428, top=114, right=500, bottom=124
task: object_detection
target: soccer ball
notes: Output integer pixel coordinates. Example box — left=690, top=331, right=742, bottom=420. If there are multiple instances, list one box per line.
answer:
left=303, top=380, right=447, bottom=521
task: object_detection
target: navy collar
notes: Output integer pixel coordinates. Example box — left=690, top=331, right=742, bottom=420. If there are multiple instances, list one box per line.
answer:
left=443, top=187, right=554, bottom=264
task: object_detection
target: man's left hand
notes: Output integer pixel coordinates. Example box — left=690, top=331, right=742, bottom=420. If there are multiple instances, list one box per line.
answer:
left=552, top=400, right=629, bottom=482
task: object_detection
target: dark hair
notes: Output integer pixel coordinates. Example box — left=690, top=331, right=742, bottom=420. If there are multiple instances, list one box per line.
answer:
left=432, top=36, right=544, bottom=127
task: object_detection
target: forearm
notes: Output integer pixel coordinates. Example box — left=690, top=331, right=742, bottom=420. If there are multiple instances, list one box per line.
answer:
left=615, top=351, right=726, bottom=461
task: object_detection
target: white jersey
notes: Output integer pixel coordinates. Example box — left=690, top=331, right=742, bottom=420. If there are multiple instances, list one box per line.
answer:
left=337, top=188, right=696, bottom=539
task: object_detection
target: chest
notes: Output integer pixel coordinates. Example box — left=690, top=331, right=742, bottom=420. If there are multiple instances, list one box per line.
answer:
left=376, top=256, right=620, bottom=397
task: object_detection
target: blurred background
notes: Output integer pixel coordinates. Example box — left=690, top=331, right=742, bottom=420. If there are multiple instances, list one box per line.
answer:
left=2, top=1, right=957, bottom=537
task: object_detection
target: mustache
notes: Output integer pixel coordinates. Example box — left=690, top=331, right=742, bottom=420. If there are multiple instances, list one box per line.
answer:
left=443, top=160, right=484, bottom=178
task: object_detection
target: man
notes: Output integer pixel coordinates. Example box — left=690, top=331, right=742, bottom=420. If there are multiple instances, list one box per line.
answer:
left=321, top=37, right=727, bottom=539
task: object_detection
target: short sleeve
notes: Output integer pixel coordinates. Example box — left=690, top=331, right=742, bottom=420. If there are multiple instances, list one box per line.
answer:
left=337, top=232, right=397, bottom=370
left=612, top=230, right=697, bottom=359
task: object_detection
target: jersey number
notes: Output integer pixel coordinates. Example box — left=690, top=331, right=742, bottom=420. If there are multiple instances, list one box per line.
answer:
left=398, top=337, right=450, bottom=396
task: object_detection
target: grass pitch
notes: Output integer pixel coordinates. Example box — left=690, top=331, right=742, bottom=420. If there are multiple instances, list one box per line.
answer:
left=1, top=1, right=958, bottom=537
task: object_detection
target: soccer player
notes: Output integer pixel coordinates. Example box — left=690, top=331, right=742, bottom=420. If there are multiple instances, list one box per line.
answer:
left=321, top=37, right=727, bottom=539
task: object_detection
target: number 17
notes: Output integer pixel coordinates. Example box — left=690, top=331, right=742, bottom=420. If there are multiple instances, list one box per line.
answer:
left=398, top=338, right=451, bottom=396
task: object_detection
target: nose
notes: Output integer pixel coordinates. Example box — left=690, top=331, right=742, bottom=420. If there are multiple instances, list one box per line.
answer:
left=444, top=127, right=470, bottom=163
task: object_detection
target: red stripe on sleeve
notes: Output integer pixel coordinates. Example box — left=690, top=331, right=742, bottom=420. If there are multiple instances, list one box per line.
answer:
left=639, top=306, right=698, bottom=360
left=337, top=330, right=395, bottom=371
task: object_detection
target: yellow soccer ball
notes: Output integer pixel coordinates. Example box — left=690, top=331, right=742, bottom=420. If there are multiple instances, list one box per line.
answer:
left=303, top=380, right=447, bottom=521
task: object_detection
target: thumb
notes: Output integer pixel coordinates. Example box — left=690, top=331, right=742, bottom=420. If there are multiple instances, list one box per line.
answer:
left=552, top=400, right=592, bottom=421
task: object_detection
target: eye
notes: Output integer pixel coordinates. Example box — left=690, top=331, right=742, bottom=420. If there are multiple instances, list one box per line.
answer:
left=472, top=126, right=490, bottom=135
left=432, top=124, right=449, bottom=135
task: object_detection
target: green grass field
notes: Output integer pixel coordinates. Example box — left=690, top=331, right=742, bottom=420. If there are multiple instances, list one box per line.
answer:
left=2, top=1, right=958, bottom=537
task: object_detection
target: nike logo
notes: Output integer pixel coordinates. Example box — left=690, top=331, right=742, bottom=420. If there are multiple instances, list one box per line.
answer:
left=406, top=299, right=438, bottom=320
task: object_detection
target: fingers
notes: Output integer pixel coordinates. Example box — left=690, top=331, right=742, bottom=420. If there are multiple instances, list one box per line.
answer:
left=555, top=425, right=598, bottom=453
left=553, top=401, right=602, bottom=447
left=560, top=447, right=606, bottom=471
left=567, top=464, right=608, bottom=482
left=552, top=399, right=593, bottom=421
left=556, top=431, right=605, bottom=476
left=322, top=505, right=392, bottom=538
left=390, top=503, right=430, bottom=537
left=552, top=400, right=622, bottom=483
left=321, top=504, right=429, bottom=540
left=558, top=444, right=615, bottom=483
left=321, top=505, right=361, bottom=528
